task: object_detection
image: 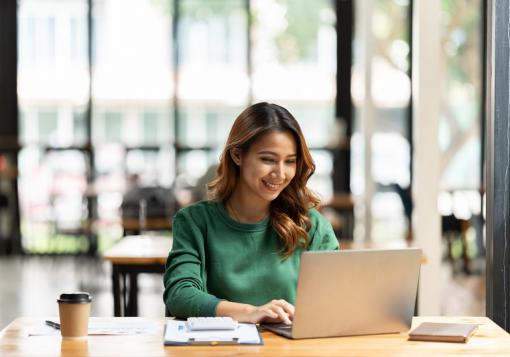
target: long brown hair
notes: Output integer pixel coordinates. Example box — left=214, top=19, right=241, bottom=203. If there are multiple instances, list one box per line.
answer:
left=208, top=102, right=319, bottom=258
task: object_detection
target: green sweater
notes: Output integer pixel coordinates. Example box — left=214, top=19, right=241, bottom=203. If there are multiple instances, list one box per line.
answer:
left=163, top=200, right=339, bottom=318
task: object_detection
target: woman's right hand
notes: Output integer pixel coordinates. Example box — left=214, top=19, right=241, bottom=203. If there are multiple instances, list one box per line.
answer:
left=216, top=299, right=294, bottom=325
left=245, top=299, right=295, bottom=325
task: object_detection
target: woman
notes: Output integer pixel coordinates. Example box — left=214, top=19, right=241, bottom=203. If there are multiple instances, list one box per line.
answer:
left=163, top=102, right=338, bottom=325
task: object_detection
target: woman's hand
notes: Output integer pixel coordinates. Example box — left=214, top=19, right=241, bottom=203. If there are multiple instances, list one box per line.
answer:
left=216, top=299, right=295, bottom=325
left=245, top=299, right=295, bottom=324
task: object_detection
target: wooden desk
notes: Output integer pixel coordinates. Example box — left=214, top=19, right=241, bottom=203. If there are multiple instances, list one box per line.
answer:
left=1, top=316, right=509, bottom=356
left=103, top=235, right=172, bottom=317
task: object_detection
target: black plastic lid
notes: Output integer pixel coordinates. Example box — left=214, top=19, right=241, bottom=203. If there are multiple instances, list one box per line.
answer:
left=57, top=292, right=92, bottom=304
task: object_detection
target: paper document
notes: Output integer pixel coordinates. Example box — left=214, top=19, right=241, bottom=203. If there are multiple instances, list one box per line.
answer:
left=164, top=320, right=262, bottom=345
left=29, top=320, right=159, bottom=336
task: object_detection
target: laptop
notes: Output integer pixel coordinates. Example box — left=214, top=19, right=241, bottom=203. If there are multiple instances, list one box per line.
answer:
left=262, top=248, right=421, bottom=339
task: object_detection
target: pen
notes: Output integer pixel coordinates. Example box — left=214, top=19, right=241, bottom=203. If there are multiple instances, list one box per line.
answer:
left=45, top=320, right=60, bottom=330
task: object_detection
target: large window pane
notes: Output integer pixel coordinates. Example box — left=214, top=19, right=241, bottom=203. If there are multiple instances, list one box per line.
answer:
left=18, top=0, right=90, bottom=253
left=91, top=0, right=174, bottom=247
left=439, top=1, right=482, bottom=195
left=92, top=0, right=173, bottom=147
left=175, top=0, right=248, bottom=190
left=18, top=0, right=89, bottom=147
left=251, top=0, right=336, bottom=199
left=351, top=0, right=411, bottom=242
left=178, top=0, right=248, bottom=106
left=438, top=1, right=483, bottom=263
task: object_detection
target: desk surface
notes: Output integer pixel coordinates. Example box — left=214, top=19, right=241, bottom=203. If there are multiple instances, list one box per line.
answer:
left=103, top=235, right=172, bottom=265
left=1, top=316, right=509, bottom=356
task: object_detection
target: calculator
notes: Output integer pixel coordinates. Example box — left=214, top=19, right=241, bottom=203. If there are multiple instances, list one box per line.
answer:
left=186, top=317, right=238, bottom=331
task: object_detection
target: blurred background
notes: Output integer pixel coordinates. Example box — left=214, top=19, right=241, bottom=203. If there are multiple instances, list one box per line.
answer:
left=0, top=0, right=485, bottom=328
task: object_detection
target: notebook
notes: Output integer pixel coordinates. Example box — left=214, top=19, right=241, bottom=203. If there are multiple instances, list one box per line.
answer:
left=262, top=248, right=422, bottom=339
left=408, top=322, right=478, bottom=343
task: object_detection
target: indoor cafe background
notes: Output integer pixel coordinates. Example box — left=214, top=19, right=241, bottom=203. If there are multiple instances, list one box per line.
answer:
left=0, top=0, right=484, bottom=329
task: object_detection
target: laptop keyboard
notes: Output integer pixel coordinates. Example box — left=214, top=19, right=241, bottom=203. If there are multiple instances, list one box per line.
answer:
left=274, top=324, right=292, bottom=330
left=262, top=323, right=293, bottom=338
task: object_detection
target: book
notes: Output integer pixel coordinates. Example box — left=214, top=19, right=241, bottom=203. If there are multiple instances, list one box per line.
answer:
left=408, top=322, right=478, bottom=343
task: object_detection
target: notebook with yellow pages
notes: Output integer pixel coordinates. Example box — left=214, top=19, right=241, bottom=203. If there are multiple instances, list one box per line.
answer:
left=408, top=322, right=478, bottom=343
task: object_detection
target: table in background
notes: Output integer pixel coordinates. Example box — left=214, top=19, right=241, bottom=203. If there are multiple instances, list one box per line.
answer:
left=1, top=316, right=509, bottom=356
left=121, top=217, right=172, bottom=236
left=103, top=235, right=172, bottom=317
left=320, top=192, right=355, bottom=239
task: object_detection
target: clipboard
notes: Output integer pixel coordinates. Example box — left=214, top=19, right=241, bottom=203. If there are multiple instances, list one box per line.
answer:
left=163, top=320, right=263, bottom=346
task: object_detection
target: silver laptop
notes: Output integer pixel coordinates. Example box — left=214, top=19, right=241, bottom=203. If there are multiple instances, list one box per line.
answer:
left=262, top=248, right=421, bottom=339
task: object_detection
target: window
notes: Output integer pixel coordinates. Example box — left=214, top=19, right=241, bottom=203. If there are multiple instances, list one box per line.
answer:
left=351, top=0, right=411, bottom=242
left=438, top=0, right=483, bottom=234
left=251, top=0, right=336, bottom=200
left=17, top=0, right=340, bottom=253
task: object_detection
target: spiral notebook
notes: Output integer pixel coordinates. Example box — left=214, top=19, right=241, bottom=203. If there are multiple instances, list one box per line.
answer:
left=163, top=320, right=263, bottom=346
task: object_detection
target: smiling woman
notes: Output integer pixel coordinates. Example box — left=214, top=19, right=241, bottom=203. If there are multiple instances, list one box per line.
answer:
left=209, top=103, right=319, bottom=258
left=163, top=102, right=339, bottom=325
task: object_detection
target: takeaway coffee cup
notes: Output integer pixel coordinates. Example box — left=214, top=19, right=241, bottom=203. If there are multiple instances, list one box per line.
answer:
left=57, top=292, right=92, bottom=339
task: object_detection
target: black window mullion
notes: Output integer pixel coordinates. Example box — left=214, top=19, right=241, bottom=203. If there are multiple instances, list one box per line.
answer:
left=86, top=0, right=97, bottom=255
left=246, top=0, right=253, bottom=105
left=172, top=0, right=181, bottom=176
left=485, top=0, right=510, bottom=331
left=0, top=0, right=21, bottom=254
left=407, top=0, right=414, bottom=237
left=480, top=0, right=487, bottom=217
left=333, top=0, right=353, bottom=194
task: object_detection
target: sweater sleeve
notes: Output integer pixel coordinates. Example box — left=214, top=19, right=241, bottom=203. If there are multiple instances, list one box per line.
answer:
left=307, top=209, right=340, bottom=251
left=163, top=210, right=221, bottom=318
